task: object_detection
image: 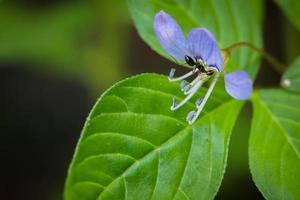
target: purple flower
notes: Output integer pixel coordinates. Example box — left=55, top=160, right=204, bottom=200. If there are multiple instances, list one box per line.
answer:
left=154, top=10, right=253, bottom=124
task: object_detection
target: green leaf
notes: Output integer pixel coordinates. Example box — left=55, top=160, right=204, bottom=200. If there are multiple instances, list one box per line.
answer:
left=281, top=56, right=300, bottom=92
left=274, top=0, right=300, bottom=31
left=65, top=73, right=243, bottom=200
left=250, top=90, right=300, bottom=199
left=127, top=0, right=263, bottom=78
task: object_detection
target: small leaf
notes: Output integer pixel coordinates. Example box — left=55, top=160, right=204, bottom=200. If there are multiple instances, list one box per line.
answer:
left=65, top=73, right=243, bottom=200
left=250, top=90, right=300, bottom=199
left=127, top=0, right=263, bottom=78
left=281, top=56, right=300, bottom=92
left=274, top=0, right=300, bottom=31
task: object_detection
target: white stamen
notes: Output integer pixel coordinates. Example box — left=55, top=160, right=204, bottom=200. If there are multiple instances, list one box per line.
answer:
left=171, top=78, right=203, bottom=111
left=180, top=80, right=188, bottom=90
left=190, top=73, right=204, bottom=85
left=168, top=68, right=198, bottom=82
left=184, top=74, right=208, bottom=95
left=187, top=72, right=220, bottom=124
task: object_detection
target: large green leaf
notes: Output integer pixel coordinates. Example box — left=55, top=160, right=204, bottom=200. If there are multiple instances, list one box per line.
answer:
left=250, top=90, right=300, bottom=199
left=65, top=73, right=243, bottom=200
left=281, top=56, right=300, bottom=92
left=127, top=0, right=263, bottom=78
left=274, top=0, right=300, bottom=31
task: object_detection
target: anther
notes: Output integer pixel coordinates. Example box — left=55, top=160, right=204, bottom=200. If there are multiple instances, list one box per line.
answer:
left=168, top=68, right=176, bottom=79
left=186, top=111, right=196, bottom=123
left=183, top=84, right=192, bottom=93
left=171, top=97, right=177, bottom=110
left=195, top=98, right=203, bottom=107
left=180, top=80, right=188, bottom=90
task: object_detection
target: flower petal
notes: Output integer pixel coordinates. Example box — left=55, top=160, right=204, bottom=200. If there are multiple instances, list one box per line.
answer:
left=153, top=10, right=189, bottom=60
left=224, top=70, right=253, bottom=100
left=187, top=28, right=223, bottom=70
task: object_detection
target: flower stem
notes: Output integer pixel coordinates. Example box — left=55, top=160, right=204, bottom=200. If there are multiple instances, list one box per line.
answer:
left=222, top=41, right=286, bottom=73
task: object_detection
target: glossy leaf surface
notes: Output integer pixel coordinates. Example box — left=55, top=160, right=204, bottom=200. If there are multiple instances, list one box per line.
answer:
left=65, top=73, right=243, bottom=200
left=250, top=90, right=300, bottom=199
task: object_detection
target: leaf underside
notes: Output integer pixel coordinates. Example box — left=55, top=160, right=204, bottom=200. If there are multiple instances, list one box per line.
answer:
left=65, top=73, right=243, bottom=200
left=250, top=90, right=300, bottom=200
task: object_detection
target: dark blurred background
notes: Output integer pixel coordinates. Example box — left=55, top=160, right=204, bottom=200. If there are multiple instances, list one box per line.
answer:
left=1, top=0, right=299, bottom=199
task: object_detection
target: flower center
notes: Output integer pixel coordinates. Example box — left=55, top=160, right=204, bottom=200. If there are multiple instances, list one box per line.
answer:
left=168, top=58, right=219, bottom=124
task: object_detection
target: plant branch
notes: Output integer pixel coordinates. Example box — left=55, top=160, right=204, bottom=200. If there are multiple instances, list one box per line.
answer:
left=222, top=41, right=286, bottom=73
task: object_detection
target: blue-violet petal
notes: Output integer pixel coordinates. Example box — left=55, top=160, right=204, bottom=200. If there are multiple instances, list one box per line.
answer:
left=187, top=28, right=223, bottom=70
left=224, top=70, right=253, bottom=100
left=153, top=10, right=189, bottom=60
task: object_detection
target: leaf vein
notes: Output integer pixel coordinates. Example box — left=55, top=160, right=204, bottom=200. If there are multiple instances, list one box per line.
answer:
left=73, top=181, right=105, bottom=189
left=201, top=116, right=213, bottom=199
left=83, top=132, right=157, bottom=149
left=96, top=99, right=236, bottom=199
left=149, top=150, right=160, bottom=200
left=256, top=95, right=300, bottom=160
left=92, top=111, right=187, bottom=127
left=123, top=176, right=128, bottom=200
left=171, top=128, right=193, bottom=199
left=119, top=85, right=223, bottom=107
left=75, top=153, right=136, bottom=172
left=179, top=188, right=191, bottom=200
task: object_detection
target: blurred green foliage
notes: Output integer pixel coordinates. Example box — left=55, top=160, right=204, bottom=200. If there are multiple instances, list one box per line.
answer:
left=275, top=0, right=300, bottom=72
left=274, top=0, right=300, bottom=32
left=0, top=0, right=130, bottom=90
